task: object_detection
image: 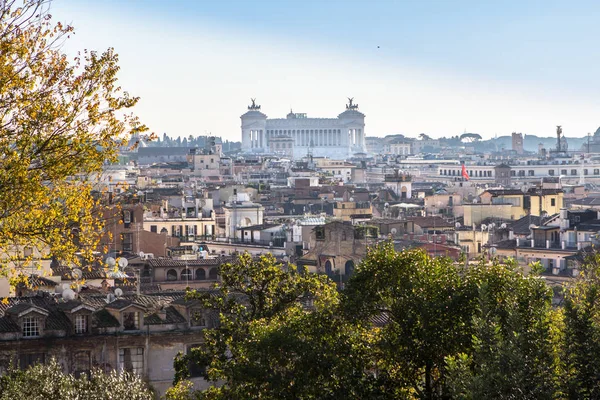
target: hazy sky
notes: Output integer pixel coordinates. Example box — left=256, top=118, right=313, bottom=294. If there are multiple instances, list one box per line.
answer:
left=53, top=0, right=600, bottom=141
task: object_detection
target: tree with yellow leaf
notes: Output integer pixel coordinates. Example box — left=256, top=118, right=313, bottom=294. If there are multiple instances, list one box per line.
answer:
left=0, top=1, right=147, bottom=275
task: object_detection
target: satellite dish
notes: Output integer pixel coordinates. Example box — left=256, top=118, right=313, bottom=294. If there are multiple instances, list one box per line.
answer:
left=481, top=224, right=487, bottom=230
left=118, top=257, right=128, bottom=269
left=472, top=199, right=478, bottom=204
left=391, top=228, right=398, bottom=235
left=62, top=289, right=76, bottom=301
left=139, top=251, right=145, bottom=258
left=500, top=223, right=507, bottom=229
left=114, top=288, right=123, bottom=297
left=105, top=257, right=116, bottom=267
left=106, top=293, right=116, bottom=304
left=384, top=202, right=390, bottom=208
left=455, top=222, right=461, bottom=228
left=349, top=197, right=354, bottom=202
left=529, top=224, right=536, bottom=230
left=71, top=268, right=82, bottom=280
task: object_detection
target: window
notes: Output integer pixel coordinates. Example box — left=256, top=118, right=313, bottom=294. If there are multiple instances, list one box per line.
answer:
left=123, top=210, right=131, bottom=224
left=341, top=231, right=347, bottom=241
left=549, top=170, right=555, bottom=176
left=150, top=225, right=157, bottom=233
left=315, top=226, right=325, bottom=240
left=571, top=169, right=577, bottom=175
left=75, top=315, right=88, bottom=334
left=166, top=269, right=177, bottom=281
left=22, top=316, right=39, bottom=338
left=119, top=348, right=144, bottom=375
left=186, top=345, right=206, bottom=378
left=181, top=268, right=193, bottom=281
left=123, top=311, right=140, bottom=330
left=190, top=309, right=206, bottom=327
left=73, top=351, right=91, bottom=378
left=561, top=169, right=567, bottom=175
left=121, top=233, right=133, bottom=252
left=208, top=267, right=218, bottom=280
left=19, top=353, right=44, bottom=370
left=594, top=169, right=599, bottom=175
left=510, top=171, right=515, bottom=177
left=551, top=198, right=556, bottom=207
left=195, top=268, right=206, bottom=280
left=528, top=170, right=535, bottom=176
left=584, top=169, right=589, bottom=175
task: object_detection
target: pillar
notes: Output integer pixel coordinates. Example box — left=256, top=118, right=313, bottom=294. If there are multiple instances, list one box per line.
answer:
left=260, top=130, right=264, bottom=149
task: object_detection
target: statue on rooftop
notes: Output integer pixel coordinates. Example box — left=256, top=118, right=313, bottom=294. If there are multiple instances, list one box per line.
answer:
left=346, top=97, right=359, bottom=110
left=248, top=98, right=261, bottom=110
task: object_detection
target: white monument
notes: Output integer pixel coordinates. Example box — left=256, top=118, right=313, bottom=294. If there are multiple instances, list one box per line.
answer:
left=240, top=98, right=366, bottom=159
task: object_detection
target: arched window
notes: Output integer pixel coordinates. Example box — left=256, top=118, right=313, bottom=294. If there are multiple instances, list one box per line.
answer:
left=142, top=265, right=151, bottom=277
left=166, top=269, right=177, bottom=281
left=195, top=268, right=206, bottom=280
left=208, top=267, right=218, bottom=280
left=345, top=260, right=355, bottom=277
left=181, top=268, right=192, bottom=281
left=325, top=260, right=333, bottom=276
left=160, top=227, right=168, bottom=234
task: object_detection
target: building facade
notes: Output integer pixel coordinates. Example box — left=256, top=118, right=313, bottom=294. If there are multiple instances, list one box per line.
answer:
left=240, top=99, right=366, bottom=159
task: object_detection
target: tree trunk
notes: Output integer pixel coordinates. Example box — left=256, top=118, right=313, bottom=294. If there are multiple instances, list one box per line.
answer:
left=425, top=360, right=433, bottom=400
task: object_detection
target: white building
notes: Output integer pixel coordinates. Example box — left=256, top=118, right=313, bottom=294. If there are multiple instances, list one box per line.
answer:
left=385, top=142, right=412, bottom=156
left=222, top=192, right=265, bottom=239
left=240, top=98, right=366, bottom=159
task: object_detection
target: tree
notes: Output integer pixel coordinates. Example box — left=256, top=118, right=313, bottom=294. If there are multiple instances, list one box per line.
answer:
left=0, top=1, right=146, bottom=273
left=561, top=253, right=600, bottom=399
left=343, top=243, right=473, bottom=399
left=0, top=359, right=153, bottom=399
left=172, top=253, right=373, bottom=400
left=445, top=260, right=558, bottom=399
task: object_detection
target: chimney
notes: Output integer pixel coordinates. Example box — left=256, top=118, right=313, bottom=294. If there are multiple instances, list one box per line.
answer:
left=158, top=306, right=167, bottom=321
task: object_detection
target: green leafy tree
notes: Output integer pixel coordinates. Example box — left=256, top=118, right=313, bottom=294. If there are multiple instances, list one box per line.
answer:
left=172, top=253, right=373, bottom=400
left=0, top=358, right=153, bottom=400
left=446, top=259, right=558, bottom=399
left=0, top=0, right=147, bottom=274
left=343, top=243, right=473, bottom=399
left=561, top=253, right=600, bottom=399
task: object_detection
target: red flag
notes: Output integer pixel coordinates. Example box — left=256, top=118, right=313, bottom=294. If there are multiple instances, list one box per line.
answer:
left=461, top=164, right=470, bottom=181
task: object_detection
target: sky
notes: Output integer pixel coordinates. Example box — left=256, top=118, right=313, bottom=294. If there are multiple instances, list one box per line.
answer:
left=51, top=0, right=600, bottom=141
